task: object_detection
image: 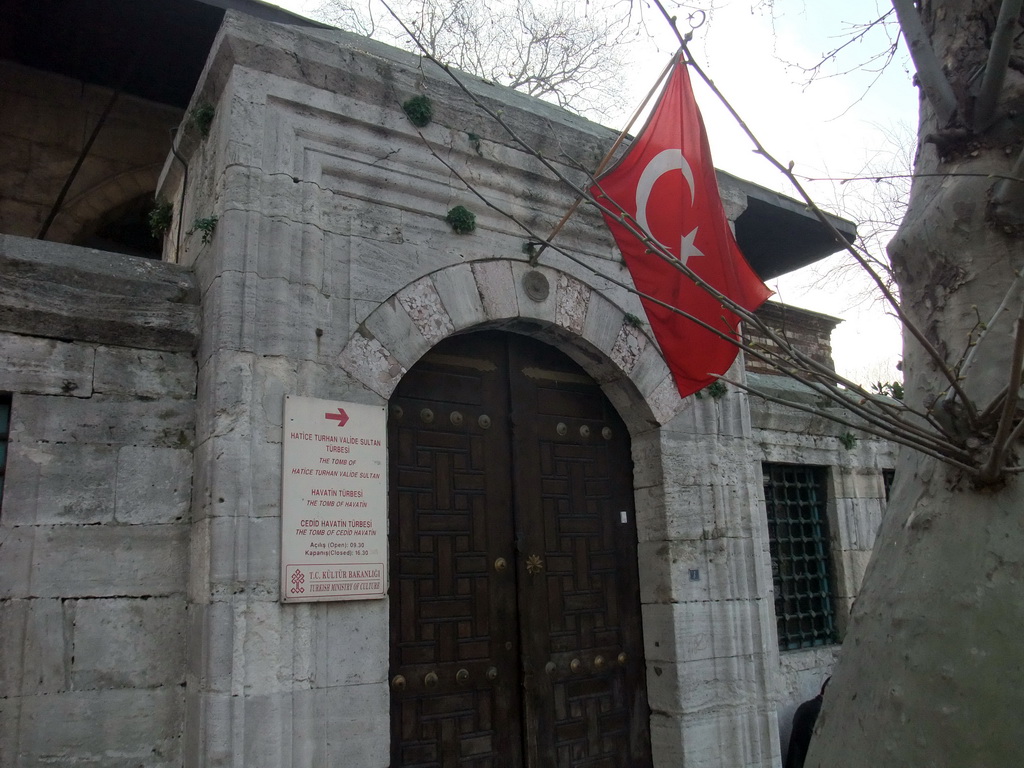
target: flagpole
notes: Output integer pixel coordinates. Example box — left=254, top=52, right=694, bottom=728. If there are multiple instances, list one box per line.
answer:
left=528, top=50, right=682, bottom=265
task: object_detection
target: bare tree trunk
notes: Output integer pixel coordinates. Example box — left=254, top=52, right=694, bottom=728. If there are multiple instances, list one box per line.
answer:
left=809, top=1, right=1024, bottom=763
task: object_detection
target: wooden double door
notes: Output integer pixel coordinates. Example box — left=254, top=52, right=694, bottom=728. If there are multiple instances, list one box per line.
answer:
left=388, top=332, right=651, bottom=768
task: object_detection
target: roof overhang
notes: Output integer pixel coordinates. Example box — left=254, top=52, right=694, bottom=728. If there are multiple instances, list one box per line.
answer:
left=724, top=171, right=857, bottom=280
left=0, top=0, right=325, bottom=109
left=2, top=1, right=856, bottom=279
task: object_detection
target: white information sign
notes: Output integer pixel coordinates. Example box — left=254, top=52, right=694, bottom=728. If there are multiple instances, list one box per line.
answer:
left=281, top=395, right=387, bottom=602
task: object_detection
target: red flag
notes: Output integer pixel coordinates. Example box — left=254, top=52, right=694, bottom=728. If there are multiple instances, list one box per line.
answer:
left=591, top=56, right=771, bottom=398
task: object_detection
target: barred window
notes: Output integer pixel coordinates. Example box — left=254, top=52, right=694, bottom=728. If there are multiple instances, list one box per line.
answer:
left=0, top=393, right=10, bottom=513
left=762, top=463, right=838, bottom=650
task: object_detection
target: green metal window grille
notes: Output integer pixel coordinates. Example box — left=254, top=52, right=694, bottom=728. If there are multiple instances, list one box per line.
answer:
left=0, top=393, right=10, bottom=513
left=762, top=463, right=838, bottom=650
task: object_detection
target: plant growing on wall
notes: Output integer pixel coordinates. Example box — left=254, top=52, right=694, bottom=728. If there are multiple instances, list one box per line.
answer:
left=188, top=215, right=218, bottom=245
left=445, top=206, right=475, bottom=234
left=191, top=103, right=216, bottom=137
left=403, top=95, right=433, bottom=127
left=147, top=201, right=173, bottom=239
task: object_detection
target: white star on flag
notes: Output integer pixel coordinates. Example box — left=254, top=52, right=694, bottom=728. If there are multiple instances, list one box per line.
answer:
left=679, top=226, right=704, bottom=266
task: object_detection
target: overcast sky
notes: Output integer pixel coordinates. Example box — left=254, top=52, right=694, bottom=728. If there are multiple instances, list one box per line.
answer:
left=275, top=0, right=915, bottom=383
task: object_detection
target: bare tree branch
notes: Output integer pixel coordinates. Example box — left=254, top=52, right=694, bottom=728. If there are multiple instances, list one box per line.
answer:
left=890, top=0, right=959, bottom=126
left=973, top=0, right=1024, bottom=129
left=317, top=0, right=635, bottom=117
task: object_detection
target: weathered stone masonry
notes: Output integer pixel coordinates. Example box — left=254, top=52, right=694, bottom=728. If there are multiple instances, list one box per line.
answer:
left=0, top=6, right=895, bottom=767
left=0, top=236, right=198, bottom=766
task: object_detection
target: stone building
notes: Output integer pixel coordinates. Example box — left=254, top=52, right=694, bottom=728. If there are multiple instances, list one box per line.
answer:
left=0, top=2, right=896, bottom=766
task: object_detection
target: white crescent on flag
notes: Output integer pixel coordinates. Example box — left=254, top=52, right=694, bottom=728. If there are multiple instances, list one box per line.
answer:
left=635, top=148, right=704, bottom=266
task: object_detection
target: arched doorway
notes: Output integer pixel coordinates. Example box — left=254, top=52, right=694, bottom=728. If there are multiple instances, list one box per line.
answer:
left=387, top=331, right=652, bottom=767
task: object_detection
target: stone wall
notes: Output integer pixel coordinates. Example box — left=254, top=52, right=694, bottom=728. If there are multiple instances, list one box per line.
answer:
left=748, top=372, right=897, bottom=757
left=149, top=12, right=792, bottom=766
left=745, top=301, right=842, bottom=376
left=0, top=234, right=199, bottom=766
left=0, top=10, right=898, bottom=767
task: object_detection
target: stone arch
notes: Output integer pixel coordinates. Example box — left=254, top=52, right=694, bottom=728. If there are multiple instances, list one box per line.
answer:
left=337, top=259, right=688, bottom=433
left=46, top=163, right=164, bottom=245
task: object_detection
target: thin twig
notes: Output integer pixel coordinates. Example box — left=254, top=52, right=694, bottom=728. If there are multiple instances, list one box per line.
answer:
left=723, top=376, right=977, bottom=472
left=651, top=0, right=978, bottom=426
left=979, top=313, right=1024, bottom=481
left=890, top=0, right=959, bottom=126
left=532, top=52, right=678, bottom=262
left=423, top=127, right=964, bottom=457
left=382, top=0, right=981, bottom=473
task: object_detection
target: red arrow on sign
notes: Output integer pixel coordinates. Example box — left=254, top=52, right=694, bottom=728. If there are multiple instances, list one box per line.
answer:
left=324, top=408, right=349, bottom=427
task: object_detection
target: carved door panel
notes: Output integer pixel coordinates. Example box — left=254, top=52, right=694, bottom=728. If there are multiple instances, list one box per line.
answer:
left=507, top=338, right=652, bottom=768
left=389, top=332, right=651, bottom=768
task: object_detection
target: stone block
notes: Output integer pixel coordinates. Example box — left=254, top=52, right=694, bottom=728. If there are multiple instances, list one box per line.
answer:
left=472, top=260, right=518, bottom=320
left=0, top=242, right=199, bottom=352
left=253, top=274, right=336, bottom=360
left=297, top=682, right=390, bottom=767
left=0, top=598, right=66, bottom=696
left=639, top=539, right=701, bottom=604
left=555, top=272, right=590, bottom=335
left=187, top=680, right=389, bottom=767
left=660, top=433, right=754, bottom=490
left=630, top=428, right=666, bottom=489
left=667, top=384, right=751, bottom=437
left=774, top=645, right=839, bottom=757
left=93, top=346, right=196, bottom=399
left=254, top=208, right=329, bottom=286
left=639, top=536, right=769, bottom=606
left=206, top=515, right=280, bottom=592
left=397, top=276, right=454, bottom=346
left=185, top=598, right=237, bottom=693
left=1, top=524, right=188, bottom=598
left=2, top=442, right=118, bottom=525
left=510, top=262, right=558, bottom=325
left=698, top=483, right=764, bottom=542
left=313, top=599, right=389, bottom=687
left=834, top=464, right=886, bottom=499
left=0, top=333, right=94, bottom=397
left=350, top=235, right=446, bottom=309
left=191, top=434, right=254, bottom=521
left=755, top=429, right=843, bottom=467
left=195, top=270, right=255, bottom=364
left=338, top=331, right=406, bottom=399
left=432, top=263, right=486, bottom=332
left=5, top=688, right=183, bottom=767
left=114, top=446, right=192, bottom=524
left=362, top=297, right=429, bottom=370
left=192, top=425, right=285, bottom=523
left=646, top=653, right=770, bottom=716
left=194, top=348, right=259, bottom=442
left=70, top=597, right=186, bottom=689
left=704, top=535, right=772, bottom=603
left=834, top=547, right=875, bottom=598
left=647, top=373, right=686, bottom=426
left=10, top=393, right=194, bottom=448
left=239, top=598, right=299, bottom=694
left=628, top=340, right=673, bottom=399
left=652, top=703, right=781, bottom=768
left=833, top=496, right=883, bottom=551
left=582, top=292, right=625, bottom=362
left=610, top=323, right=648, bottom=377
left=642, top=598, right=771, bottom=665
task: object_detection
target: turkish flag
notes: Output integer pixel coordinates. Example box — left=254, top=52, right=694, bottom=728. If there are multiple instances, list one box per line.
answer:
left=591, top=56, right=771, bottom=399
